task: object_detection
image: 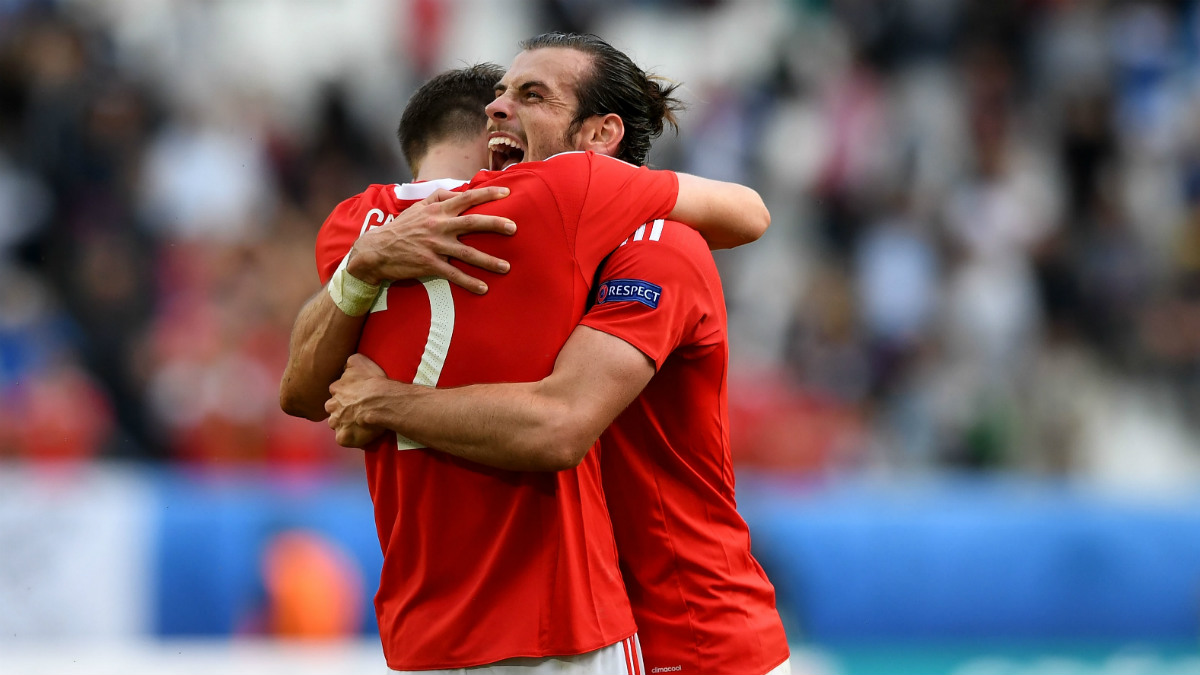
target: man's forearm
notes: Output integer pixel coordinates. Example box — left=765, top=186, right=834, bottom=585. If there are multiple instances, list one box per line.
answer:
left=279, top=290, right=367, bottom=420
left=672, top=173, right=770, bottom=249
left=363, top=380, right=585, bottom=472
left=328, top=327, right=653, bottom=469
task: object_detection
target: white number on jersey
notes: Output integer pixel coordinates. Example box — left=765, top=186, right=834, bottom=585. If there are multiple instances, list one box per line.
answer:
left=394, top=277, right=455, bottom=450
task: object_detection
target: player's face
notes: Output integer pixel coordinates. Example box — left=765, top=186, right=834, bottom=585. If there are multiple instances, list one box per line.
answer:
left=486, top=47, right=592, bottom=170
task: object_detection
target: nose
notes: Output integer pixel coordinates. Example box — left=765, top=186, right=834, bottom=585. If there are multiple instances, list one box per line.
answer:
left=486, top=96, right=509, bottom=121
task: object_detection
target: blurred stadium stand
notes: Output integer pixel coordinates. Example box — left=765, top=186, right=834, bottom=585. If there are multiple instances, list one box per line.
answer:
left=2, top=0, right=1200, bottom=673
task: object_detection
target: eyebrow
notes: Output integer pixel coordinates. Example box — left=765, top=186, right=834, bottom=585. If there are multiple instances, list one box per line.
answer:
left=495, top=80, right=548, bottom=95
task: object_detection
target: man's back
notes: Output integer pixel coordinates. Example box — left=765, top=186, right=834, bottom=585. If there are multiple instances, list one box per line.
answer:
left=582, top=219, right=791, bottom=675
left=314, top=152, right=677, bottom=670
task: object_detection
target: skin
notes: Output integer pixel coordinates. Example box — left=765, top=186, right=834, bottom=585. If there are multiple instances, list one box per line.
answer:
left=411, top=132, right=492, bottom=185
left=485, top=47, right=769, bottom=249
left=326, top=325, right=652, bottom=471
left=485, top=48, right=619, bottom=168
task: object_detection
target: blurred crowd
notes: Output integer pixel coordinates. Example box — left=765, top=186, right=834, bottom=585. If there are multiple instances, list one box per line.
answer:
left=0, top=0, right=1196, bottom=482
left=0, top=0, right=400, bottom=466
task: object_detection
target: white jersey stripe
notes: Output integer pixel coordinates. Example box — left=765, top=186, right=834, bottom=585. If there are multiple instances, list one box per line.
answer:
left=649, top=219, right=664, bottom=241
left=632, top=224, right=646, bottom=241
left=396, top=276, right=455, bottom=450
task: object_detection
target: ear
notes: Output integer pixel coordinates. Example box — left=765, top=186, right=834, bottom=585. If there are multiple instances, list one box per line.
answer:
left=576, top=113, right=624, bottom=158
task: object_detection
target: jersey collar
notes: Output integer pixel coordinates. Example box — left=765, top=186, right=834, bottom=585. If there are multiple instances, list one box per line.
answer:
left=393, top=178, right=470, bottom=200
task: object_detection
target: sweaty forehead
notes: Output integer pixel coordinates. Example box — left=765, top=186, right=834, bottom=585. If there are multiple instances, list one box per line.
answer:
left=501, top=47, right=591, bottom=96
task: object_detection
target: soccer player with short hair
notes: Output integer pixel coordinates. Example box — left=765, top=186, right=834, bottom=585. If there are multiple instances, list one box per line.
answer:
left=325, top=34, right=791, bottom=675
left=282, top=42, right=769, bottom=674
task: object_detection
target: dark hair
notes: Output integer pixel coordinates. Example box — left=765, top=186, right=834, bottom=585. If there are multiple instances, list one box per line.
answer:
left=397, top=63, right=505, bottom=173
left=519, top=32, right=683, bottom=166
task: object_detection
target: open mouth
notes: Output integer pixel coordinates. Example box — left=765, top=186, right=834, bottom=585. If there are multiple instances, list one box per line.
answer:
left=488, top=136, right=525, bottom=170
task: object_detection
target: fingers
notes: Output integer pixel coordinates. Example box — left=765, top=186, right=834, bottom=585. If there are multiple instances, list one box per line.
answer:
left=336, top=426, right=367, bottom=448
left=327, top=397, right=372, bottom=448
left=434, top=186, right=511, bottom=214
left=423, top=188, right=463, bottom=204
left=453, top=214, right=517, bottom=236
left=437, top=242, right=510, bottom=275
left=439, top=264, right=489, bottom=295
left=326, top=406, right=341, bottom=434
left=335, top=425, right=356, bottom=447
left=334, top=420, right=381, bottom=448
left=368, top=186, right=518, bottom=291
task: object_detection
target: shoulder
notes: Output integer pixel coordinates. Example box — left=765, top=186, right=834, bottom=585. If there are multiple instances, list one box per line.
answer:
left=489, top=152, right=591, bottom=182
left=614, top=219, right=711, bottom=258
left=469, top=166, right=561, bottom=216
left=470, top=166, right=555, bottom=190
left=604, top=219, right=715, bottom=282
left=318, top=183, right=410, bottom=250
left=325, top=183, right=405, bottom=223
left=571, top=151, right=647, bottom=179
left=503, top=151, right=637, bottom=177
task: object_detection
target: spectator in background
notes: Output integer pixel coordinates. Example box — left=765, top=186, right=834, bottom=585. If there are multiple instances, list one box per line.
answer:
left=0, top=4, right=401, bottom=464
left=0, top=266, right=114, bottom=461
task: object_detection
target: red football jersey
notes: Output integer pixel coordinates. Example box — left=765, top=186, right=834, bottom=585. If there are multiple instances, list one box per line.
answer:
left=580, top=219, right=790, bottom=675
left=314, top=152, right=679, bottom=670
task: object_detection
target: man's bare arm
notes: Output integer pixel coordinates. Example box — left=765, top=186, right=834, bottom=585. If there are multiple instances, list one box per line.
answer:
left=672, top=173, right=770, bottom=250
left=279, top=288, right=371, bottom=420
left=278, top=187, right=515, bottom=420
left=325, top=326, right=655, bottom=470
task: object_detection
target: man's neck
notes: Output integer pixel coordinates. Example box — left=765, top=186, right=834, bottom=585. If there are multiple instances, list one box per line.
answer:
left=414, top=142, right=485, bottom=182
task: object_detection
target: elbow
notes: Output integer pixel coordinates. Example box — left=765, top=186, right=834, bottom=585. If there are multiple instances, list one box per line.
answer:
left=740, top=192, right=770, bottom=245
left=752, top=199, right=771, bottom=242
left=527, top=412, right=593, bottom=471
left=537, top=441, right=590, bottom=472
left=279, top=382, right=329, bottom=422
left=712, top=189, right=770, bottom=249
left=550, top=436, right=592, bottom=471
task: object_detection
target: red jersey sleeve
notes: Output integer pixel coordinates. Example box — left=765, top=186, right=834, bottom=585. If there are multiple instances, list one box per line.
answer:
left=580, top=219, right=720, bottom=370
left=314, top=184, right=403, bottom=284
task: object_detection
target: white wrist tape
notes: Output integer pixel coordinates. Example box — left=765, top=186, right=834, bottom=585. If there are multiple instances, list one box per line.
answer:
left=327, top=266, right=381, bottom=317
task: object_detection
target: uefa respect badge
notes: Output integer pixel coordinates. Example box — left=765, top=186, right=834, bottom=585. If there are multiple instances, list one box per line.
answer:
left=596, top=279, right=662, bottom=309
